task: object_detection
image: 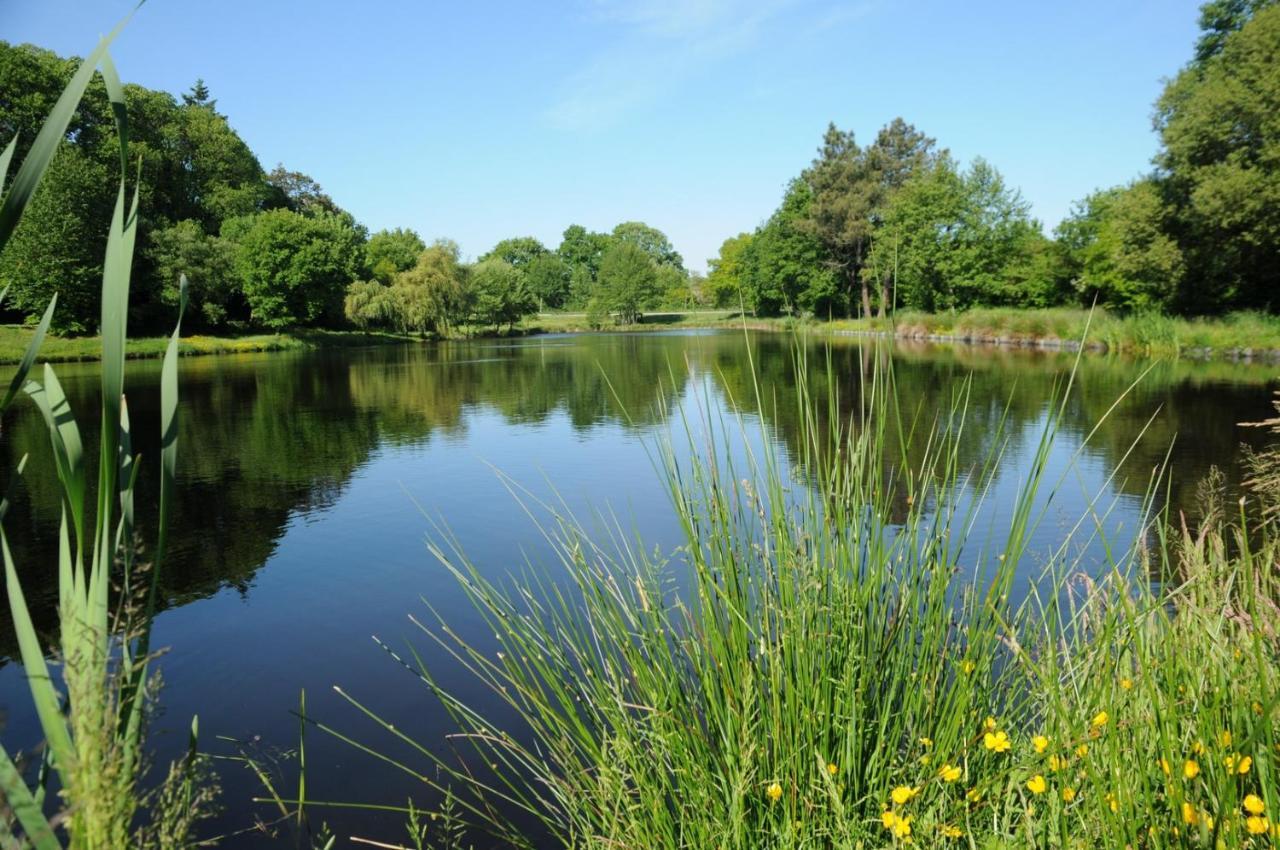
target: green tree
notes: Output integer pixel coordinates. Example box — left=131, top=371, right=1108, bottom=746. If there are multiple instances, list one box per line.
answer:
left=558, top=224, right=612, bottom=305
left=265, top=165, right=344, bottom=219
left=231, top=208, right=366, bottom=329
left=392, top=239, right=469, bottom=334
left=0, top=145, right=113, bottom=332
left=482, top=236, right=548, bottom=270
left=706, top=233, right=753, bottom=307
left=524, top=252, right=572, bottom=310
left=145, top=219, right=240, bottom=326
left=366, top=227, right=426, bottom=283
left=468, top=257, right=534, bottom=330
left=611, top=221, right=684, bottom=270
left=344, top=279, right=397, bottom=329
left=1056, top=182, right=1183, bottom=311
left=595, top=241, right=659, bottom=324
left=1155, top=2, right=1280, bottom=312
left=804, top=123, right=875, bottom=317
left=742, top=181, right=839, bottom=316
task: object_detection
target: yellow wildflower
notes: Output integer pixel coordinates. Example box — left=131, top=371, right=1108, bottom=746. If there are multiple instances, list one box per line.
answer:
left=1062, top=787, right=1076, bottom=802
left=827, top=763, right=838, bottom=776
left=881, top=809, right=898, bottom=829
left=1159, top=757, right=1171, bottom=775
left=1182, top=801, right=1198, bottom=826
left=893, top=815, right=913, bottom=839
left=984, top=730, right=1011, bottom=753
left=1120, top=677, right=1133, bottom=690
left=962, top=659, right=976, bottom=674
left=919, top=737, right=933, bottom=749
left=1105, top=791, right=1118, bottom=813
left=966, top=786, right=983, bottom=803
left=1048, top=754, right=1064, bottom=772
left=891, top=785, right=920, bottom=806
left=1192, top=740, right=1206, bottom=755
left=1244, top=794, right=1266, bottom=815
left=1027, top=775, right=1047, bottom=794
left=983, top=716, right=998, bottom=732
left=1075, top=743, right=1089, bottom=758
left=1237, top=755, right=1252, bottom=775
left=939, top=763, right=962, bottom=783
left=1032, top=735, right=1050, bottom=754
left=1183, top=759, right=1200, bottom=779
left=1220, top=729, right=1232, bottom=748
left=766, top=782, right=782, bottom=803
left=940, top=824, right=963, bottom=839
left=1091, top=710, right=1108, bottom=728
left=1246, top=815, right=1270, bottom=835
left=919, top=754, right=931, bottom=765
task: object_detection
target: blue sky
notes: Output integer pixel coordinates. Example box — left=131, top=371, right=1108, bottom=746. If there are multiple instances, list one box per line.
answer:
left=7, top=0, right=1202, bottom=272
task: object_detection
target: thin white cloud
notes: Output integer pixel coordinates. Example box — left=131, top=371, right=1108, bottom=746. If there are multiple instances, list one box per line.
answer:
left=545, top=0, right=799, bottom=131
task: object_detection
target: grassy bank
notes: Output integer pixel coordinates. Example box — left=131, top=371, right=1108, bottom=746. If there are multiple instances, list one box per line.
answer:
left=0, top=324, right=418, bottom=364
left=807, top=307, right=1280, bottom=359
left=523, top=309, right=745, bottom=334
left=527, top=307, right=1280, bottom=360
left=330, top=346, right=1279, bottom=849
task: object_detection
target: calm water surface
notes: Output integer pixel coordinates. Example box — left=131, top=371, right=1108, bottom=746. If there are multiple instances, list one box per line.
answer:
left=0, top=330, right=1276, bottom=846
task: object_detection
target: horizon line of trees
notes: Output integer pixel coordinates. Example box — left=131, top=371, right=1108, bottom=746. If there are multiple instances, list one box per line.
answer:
left=4, top=0, right=1275, bottom=335
left=0, top=40, right=705, bottom=335
left=707, top=0, right=1279, bottom=319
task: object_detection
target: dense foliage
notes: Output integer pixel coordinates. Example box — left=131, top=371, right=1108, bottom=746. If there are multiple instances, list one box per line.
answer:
left=710, top=0, right=1279, bottom=318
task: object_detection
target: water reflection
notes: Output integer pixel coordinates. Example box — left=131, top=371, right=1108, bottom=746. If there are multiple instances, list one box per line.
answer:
left=0, top=330, right=1275, bottom=844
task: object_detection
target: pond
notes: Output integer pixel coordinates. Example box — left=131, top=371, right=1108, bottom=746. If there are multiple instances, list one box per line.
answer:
left=0, top=329, right=1276, bottom=846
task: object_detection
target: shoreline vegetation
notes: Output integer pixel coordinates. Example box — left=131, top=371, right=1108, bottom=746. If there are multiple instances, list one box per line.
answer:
left=8, top=306, right=1280, bottom=366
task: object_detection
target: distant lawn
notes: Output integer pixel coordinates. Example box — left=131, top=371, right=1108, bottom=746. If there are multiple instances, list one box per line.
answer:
left=523, top=309, right=744, bottom=334
left=0, top=325, right=418, bottom=364
left=528, top=307, right=1280, bottom=359
left=817, top=307, right=1280, bottom=357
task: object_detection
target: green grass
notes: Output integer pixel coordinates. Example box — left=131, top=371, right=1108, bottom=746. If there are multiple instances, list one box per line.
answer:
left=524, top=307, right=1280, bottom=361
left=522, top=309, right=746, bottom=334
left=816, top=307, right=1280, bottom=358
left=0, top=324, right=418, bottom=364
left=322, top=338, right=1279, bottom=849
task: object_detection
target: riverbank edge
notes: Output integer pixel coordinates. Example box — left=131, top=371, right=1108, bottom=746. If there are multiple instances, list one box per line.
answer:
left=526, top=312, right=1280, bottom=363
left=10, top=312, right=1280, bottom=366
left=0, top=327, right=421, bottom=365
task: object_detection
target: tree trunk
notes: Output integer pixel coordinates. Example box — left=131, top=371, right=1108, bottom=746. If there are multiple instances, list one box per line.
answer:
left=860, top=277, right=872, bottom=320
left=877, top=272, right=887, bottom=320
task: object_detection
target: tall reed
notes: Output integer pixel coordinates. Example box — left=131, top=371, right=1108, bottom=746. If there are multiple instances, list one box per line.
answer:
left=0, top=13, right=214, bottom=849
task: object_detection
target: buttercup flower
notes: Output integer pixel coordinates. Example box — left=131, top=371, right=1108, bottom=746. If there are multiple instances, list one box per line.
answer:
left=1062, top=787, right=1076, bottom=802
left=983, top=716, right=997, bottom=732
left=1246, top=815, right=1269, bottom=835
left=1183, top=759, right=1200, bottom=779
left=1244, top=794, right=1265, bottom=815
left=1032, top=735, right=1050, bottom=754
left=766, top=782, right=782, bottom=802
left=1091, top=711, right=1108, bottom=728
left=826, top=763, right=838, bottom=776
left=984, top=730, right=1011, bottom=753
left=940, top=824, right=963, bottom=838
left=939, top=763, right=962, bottom=783
left=1027, top=775, right=1047, bottom=794
left=1075, top=744, right=1088, bottom=758
left=1237, top=755, right=1252, bottom=775
left=1120, top=677, right=1133, bottom=690
left=891, top=785, right=920, bottom=806
left=1182, top=801, right=1198, bottom=826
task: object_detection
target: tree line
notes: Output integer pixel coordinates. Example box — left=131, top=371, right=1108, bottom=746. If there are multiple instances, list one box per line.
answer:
left=3, top=0, right=1274, bottom=334
left=707, top=0, right=1279, bottom=318
left=0, top=42, right=702, bottom=335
